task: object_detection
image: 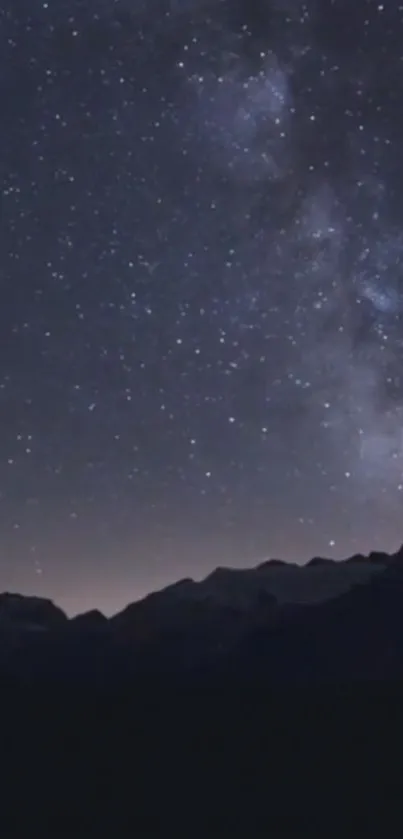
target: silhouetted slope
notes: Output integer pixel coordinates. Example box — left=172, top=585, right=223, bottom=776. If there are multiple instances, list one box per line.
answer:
left=1, top=549, right=403, bottom=835
left=1, top=546, right=403, bottom=683
left=227, top=561, right=403, bottom=682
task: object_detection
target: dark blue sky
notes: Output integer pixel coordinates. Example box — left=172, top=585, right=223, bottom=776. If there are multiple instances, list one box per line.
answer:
left=2, top=0, right=403, bottom=615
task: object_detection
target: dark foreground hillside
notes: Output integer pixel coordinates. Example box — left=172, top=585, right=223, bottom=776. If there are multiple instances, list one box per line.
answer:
left=2, top=682, right=401, bottom=834
left=1, top=549, right=403, bottom=833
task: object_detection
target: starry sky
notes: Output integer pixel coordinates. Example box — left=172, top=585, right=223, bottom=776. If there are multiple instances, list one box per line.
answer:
left=2, top=0, right=403, bottom=616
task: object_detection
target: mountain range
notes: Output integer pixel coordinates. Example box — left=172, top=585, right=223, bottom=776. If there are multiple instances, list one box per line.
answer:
left=2, top=546, right=403, bottom=683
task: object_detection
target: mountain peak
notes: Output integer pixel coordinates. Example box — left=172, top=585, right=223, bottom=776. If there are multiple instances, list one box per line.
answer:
left=0, top=592, right=67, bottom=630
left=0, top=545, right=402, bottom=683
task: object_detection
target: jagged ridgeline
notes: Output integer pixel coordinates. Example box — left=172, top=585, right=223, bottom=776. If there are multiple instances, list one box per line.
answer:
left=1, top=546, right=403, bottom=683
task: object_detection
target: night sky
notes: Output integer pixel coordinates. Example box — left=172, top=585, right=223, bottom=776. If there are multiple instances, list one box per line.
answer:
left=2, top=0, right=403, bottom=616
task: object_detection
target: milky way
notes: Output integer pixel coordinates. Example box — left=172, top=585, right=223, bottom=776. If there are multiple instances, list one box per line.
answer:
left=1, top=1, right=403, bottom=615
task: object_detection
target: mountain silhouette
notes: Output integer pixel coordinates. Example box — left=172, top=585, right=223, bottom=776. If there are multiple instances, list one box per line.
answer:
left=2, top=547, right=402, bottom=835
left=1, top=545, right=403, bottom=684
